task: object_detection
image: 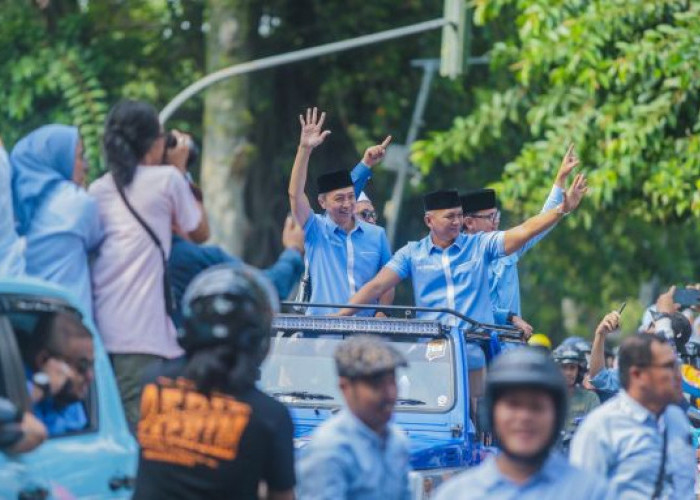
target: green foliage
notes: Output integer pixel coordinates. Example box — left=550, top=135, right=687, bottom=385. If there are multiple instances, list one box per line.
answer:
left=413, top=0, right=700, bottom=339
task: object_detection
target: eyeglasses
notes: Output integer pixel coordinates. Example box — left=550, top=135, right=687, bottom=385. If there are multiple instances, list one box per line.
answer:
left=467, top=210, right=501, bottom=223
left=358, top=210, right=377, bottom=222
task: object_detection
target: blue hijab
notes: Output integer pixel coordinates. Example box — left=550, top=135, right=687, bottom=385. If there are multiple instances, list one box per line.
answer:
left=11, top=124, right=78, bottom=235
left=10, top=125, right=103, bottom=318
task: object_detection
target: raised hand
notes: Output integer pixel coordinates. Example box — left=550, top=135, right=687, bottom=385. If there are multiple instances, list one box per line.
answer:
left=556, top=143, right=579, bottom=187
left=561, top=173, right=588, bottom=213
left=299, top=107, right=331, bottom=149
left=362, top=136, right=392, bottom=167
left=594, top=311, right=621, bottom=338
left=656, top=286, right=680, bottom=314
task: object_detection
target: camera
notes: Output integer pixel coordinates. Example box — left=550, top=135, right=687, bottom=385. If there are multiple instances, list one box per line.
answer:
left=165, top=132, right=200, bottom=171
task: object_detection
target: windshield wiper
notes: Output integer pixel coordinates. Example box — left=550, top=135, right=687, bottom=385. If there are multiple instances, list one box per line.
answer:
left=272, top=391, right=334, bottom=401
left=395, top=397, right=427, bottom=406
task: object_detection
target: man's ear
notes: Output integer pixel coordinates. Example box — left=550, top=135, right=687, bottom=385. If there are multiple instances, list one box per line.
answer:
left=424, top=212, right=432, bottom=229
left=318, top=194, right=326, bottom=210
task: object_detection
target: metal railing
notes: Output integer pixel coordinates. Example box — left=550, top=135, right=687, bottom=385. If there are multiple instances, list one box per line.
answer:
left=278, top=301, right=524, bottom=342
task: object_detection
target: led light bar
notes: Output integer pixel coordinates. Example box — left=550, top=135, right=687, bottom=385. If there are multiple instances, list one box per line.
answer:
left=272, top=314, right=446, bottom=337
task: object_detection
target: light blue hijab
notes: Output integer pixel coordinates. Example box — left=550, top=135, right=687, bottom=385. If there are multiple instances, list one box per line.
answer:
left=0, top=145, right=25, bottom=277
left=11, top=124, right=78, bottom=235
left=10, top=125, right=103, bottom=317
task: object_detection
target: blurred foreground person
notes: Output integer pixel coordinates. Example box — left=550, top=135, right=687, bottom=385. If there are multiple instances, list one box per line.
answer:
left=297, top=335, right=411, bottom=500
left=571, top=334, right=695, bottom=499
left=434, top=348, right=608, bottom=500
left=355, top=191, right=378, bottom=224
left=134, top=264, right=294, bottom=500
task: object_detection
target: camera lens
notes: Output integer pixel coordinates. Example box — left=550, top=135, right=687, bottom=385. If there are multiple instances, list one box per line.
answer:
left=165, top=132, right=178, bottom=149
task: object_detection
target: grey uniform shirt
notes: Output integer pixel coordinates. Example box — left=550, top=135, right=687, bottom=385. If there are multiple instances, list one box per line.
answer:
left=570, top=390, right=696, bottom=499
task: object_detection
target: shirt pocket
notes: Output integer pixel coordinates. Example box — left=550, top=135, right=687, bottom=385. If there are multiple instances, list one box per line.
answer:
left=454, top=259, right=477, bottom=279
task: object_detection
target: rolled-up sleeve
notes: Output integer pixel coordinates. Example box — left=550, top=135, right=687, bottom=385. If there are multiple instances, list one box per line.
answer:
left=385, top=244, right=412, bottom=280
left=481, top=231, right=506, bottom=261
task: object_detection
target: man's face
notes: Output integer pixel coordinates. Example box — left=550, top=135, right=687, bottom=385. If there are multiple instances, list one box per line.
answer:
left=425, top=208, right=463, bottom=242
left=340, top=371, right=398, bottom=432
left=559, top=363, right=578, bottom=388
left=463, top=208, right=500, bottom=234
left=319, top=187, right=355, bottom=226
left=355, top=200, right=377, bottom=225
left=638, top=342, right=681, bottom=407
left=493, top=388, right=556, bottom=460
left=60, top=336, right=95, bottom=401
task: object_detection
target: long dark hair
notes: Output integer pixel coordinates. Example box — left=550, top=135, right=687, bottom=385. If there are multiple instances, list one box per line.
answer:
left=102, top=100, right=161, bottom=189
left=183, top=344, right=259, bottom=396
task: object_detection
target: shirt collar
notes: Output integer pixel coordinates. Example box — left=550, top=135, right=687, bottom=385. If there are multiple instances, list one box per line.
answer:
left=426, top=232, right=463, bottom=254
left=342, top=410, right=388, bottom=449
left=324, top=213, right=363, bottom=235
left=481, top=452, right=562, bottom=492
left=618, top=390, right=659, bottom=424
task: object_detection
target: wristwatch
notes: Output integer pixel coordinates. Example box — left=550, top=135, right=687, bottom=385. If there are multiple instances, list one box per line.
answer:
left=32, top=372, right=51, bottom=400
left=506, top=311, right=516, bottom=324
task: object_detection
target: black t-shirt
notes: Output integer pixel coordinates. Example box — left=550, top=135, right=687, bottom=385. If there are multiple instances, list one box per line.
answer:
left=133, top=358, right=295, bottom=500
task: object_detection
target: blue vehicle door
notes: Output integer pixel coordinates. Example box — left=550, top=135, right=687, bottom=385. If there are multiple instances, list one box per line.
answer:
left=0, top=279, right=138, bottom=499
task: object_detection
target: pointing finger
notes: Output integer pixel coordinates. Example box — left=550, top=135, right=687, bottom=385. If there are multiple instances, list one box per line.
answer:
left=380, top=135, right=392, bottom=149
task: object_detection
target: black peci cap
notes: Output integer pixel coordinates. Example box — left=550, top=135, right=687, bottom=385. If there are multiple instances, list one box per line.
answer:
left=317, top=169, right=353, bottom=194
left=461, top=188, right=497, bottom=214
left=423, top=190, right=461, bottom=211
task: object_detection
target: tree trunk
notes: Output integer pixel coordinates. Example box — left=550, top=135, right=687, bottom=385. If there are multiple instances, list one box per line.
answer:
left=202, top=0, right=253, bottom=256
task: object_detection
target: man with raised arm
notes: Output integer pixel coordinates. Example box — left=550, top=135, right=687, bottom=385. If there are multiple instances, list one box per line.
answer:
left=338, top=173, right=588, bottom=326
left=289, top=107, right=394, bottom=316
left=461, top=144, right=580, bottom=337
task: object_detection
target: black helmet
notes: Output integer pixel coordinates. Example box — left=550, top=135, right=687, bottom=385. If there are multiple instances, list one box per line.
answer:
left=485, top=347, right=568, bottom=451
left=552, top=345, right=586, bottom=383
left=179, top=263, right=279, bottom=364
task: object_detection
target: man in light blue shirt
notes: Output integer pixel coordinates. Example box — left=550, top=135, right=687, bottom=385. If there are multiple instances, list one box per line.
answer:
left=339, top=171, right=589, bottom=329
left=570, top=334, right=696, bottom=499
left=461, top=144, right=578, bottom=333
left=434, top=348, right=608, bottom=500
left=297, top=335, right=411, bottom=500
left=289, top=107, right=393, bottom=315
left=0, top=142, right=25, bottom=277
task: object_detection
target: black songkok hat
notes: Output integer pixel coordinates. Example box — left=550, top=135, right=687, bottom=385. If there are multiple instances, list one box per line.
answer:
left=423, top=190, right=461, bottom=211
left=460, top=188, right=497, bottom=214
left=316, top=169, right=353, bottom=194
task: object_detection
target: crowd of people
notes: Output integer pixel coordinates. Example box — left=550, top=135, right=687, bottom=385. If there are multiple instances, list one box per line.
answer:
left=0, top=101, right=698, bottom=499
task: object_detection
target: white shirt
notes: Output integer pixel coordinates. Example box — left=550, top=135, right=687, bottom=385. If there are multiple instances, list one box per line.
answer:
left=89, top=166, right=201, bottom=358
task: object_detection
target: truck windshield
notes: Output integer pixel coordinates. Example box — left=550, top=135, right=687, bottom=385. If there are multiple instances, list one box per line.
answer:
left=260, top=333, right=455, bottom=412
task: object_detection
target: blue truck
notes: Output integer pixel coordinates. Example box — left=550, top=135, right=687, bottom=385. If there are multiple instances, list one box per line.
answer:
left=261, top=302, right=524, bottom=498
left=0, top=277, right=137, bottom=499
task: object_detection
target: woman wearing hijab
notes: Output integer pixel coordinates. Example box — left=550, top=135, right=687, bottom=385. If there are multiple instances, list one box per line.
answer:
left=0, top=139, right=24, bottom=277
left=11, top=125, right=103, bottom=316
left=89, top=100, right=209, bottom=428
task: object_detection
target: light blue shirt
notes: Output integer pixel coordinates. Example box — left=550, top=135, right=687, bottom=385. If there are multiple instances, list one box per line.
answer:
left=386, top=231, right=505, bottom=328
left=589, top=368, right=621, bottom=402
left=490, top=185, right=564, bottom=323
left=570, top=390, right=696, bottom=499
left=0, top=146, right=24, bottom=277
left=297, top=410, right=411, bottom=500
left=304, top=160, right=391, bottom=319
left=433, top=452, right=608, bottom=500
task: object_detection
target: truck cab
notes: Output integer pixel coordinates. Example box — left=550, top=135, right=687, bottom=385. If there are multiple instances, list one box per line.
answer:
left=0, top=278, right=137, bottom=499
left=260, top=306, right=522, bottom=498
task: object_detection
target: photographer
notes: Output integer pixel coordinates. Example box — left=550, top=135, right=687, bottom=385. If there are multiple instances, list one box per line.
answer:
left=90, top=99, right=209, bottom=428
